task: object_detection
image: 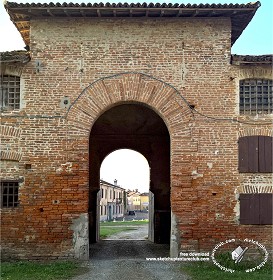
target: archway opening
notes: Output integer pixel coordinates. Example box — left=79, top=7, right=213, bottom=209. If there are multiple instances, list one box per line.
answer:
left=89, top=103, right=171, bottom=246
left=99, top=149, right=150, bottom=240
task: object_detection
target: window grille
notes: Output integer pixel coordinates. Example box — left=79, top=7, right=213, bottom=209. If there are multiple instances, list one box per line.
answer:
left=239, top=79, right=272, bottom=114
left=0, top=75, right=20, bottom=110
left=1, top=181, right=19, bottom=208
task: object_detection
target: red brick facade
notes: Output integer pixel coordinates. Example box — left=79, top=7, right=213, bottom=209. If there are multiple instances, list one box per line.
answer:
left=1, top=2, right=272, bottom=260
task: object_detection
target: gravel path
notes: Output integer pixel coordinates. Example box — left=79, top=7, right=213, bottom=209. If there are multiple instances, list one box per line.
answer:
left=71, top=238, right=190, bottom=280
left=70, top=225, right=190, bottom=280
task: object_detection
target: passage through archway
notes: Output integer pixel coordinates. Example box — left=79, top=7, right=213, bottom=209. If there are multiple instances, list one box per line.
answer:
left=89, top=103, right=171, bottom=246
left=99, top=149, right=150, bottom=239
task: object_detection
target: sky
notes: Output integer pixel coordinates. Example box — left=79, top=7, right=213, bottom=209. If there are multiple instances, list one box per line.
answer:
left=1, top=0, right=272, bottom=192
left=100, top=149, right=150, bottom=192
left=1, top=0, right=272, bottom=53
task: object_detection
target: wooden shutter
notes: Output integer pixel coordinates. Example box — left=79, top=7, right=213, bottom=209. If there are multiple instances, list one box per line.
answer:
left=258, top=136, right=272, bottom=172
left=239, top=137, right=248, bottom=172
left=239, top=136, right=259, bottom=173
left=259, top=194, right=273, bottom=224
left=240, top=193, right=273, bottom=225
left=239, top=194, right=260, bottom=224
left=239, top=136, right=272, bottom=173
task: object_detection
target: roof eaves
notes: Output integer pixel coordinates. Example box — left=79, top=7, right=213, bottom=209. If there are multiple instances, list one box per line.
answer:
left=0, top=50, right=31, bottom=63
left=4, top=2, right=261, bottom=47
left=231, top=54, right=273, bottom=65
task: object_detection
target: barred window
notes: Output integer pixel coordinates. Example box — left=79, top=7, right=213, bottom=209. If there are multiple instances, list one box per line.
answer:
left=0, top=75, right=20, bottom=110
left=1, top=182, right=19, bottom=208
left=240, top=79, right=272, bottom=114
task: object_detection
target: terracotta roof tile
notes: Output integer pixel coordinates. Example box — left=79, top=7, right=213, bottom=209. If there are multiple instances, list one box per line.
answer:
left=4, top=1, right=261, bottom=46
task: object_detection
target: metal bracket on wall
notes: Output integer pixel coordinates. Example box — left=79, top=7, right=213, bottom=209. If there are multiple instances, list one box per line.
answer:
left=35, top=60, right=42, bottom=73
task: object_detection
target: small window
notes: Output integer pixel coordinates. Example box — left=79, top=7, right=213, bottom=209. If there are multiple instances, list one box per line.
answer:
left=1, top=182, right=19, bottom=208
left=238, top=136, right=272, bottom=173
left=240, top=193, right=272, bottom=225
left=240, top=79, right=272, bottom=114
left=0, top=75, right=20, bottom=110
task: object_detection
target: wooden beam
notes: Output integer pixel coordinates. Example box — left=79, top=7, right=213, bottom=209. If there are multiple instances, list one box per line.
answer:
left=80, top=9, right=86, bottom=17
left=208, top=10, right=216, bottom=16
left=193, top=10, right=199, bottom=17
left=16, top=20, right=30, bottom=24
left=19, top=29, right=29, bottom=33
left=176, top=9, right=182, bottom=17
left=64, top=9, right=69, bottom=17
left=47, top=8, right=54, bottom=17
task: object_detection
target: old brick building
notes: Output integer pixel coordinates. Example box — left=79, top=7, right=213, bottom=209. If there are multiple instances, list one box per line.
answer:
left=1, top=2, right=272, bottom=260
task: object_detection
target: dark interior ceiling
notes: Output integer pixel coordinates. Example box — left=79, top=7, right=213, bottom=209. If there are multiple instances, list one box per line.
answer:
left=91, top=104, right=169, bottom=136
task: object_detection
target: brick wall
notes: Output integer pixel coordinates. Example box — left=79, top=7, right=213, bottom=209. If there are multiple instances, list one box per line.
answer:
left=1, top=17, right=272, bottom=259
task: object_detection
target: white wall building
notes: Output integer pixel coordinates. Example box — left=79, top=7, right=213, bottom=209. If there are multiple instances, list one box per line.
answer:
left=100, top=179, right=126, bottom=221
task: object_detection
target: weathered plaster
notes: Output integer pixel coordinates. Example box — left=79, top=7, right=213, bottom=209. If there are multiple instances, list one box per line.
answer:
left=170, top=211, right=180, bottom=257
left=69, top=213, right=89, bottom=260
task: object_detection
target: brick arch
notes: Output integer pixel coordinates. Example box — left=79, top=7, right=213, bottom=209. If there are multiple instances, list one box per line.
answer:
left=65, top=72, right=194, bottom=138
left=0, top=125, right=21, bottom=138
left=64, top=72, right=197, bottom=258
left=238, top=127, right=273, bottom=138
left=0, top=125, right=22, bottom=162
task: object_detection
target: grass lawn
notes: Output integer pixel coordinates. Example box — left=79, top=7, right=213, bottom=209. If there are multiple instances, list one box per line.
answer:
left=182, top=260, right=272, bottom=280
left=100, top=226, right=137, bottom=238
left=99, top=220, right=148, bottom=238
left=1, top=261, right=88, bottom=280
left=100, top=220, right=148, bottom=227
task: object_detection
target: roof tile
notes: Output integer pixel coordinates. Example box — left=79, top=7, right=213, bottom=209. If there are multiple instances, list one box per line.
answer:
left=4, top=1, right=261, bottom=46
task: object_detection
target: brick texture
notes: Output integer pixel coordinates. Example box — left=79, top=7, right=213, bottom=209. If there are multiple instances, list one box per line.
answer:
left=1, top=17, right=272, bottom=259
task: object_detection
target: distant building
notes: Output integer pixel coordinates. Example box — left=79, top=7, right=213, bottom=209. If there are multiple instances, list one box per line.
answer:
left=127, top=190, right=139, bottom=211
left=140, top=193, right=149, bottom=211
left=127, top=190, right=149, bottom=211
left=100, top=180, right=126, bottom=221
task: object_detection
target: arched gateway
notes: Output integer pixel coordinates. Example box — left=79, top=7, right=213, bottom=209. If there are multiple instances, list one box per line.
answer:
left=2, top=1, right=272, bottom=262
left=66, top=73, right=195, bottom=259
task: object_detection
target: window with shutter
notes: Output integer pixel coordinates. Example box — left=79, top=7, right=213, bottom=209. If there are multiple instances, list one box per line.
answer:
left=238, top=136, right=272, bottom=173
left=240, top=193, right=273, bottom=225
